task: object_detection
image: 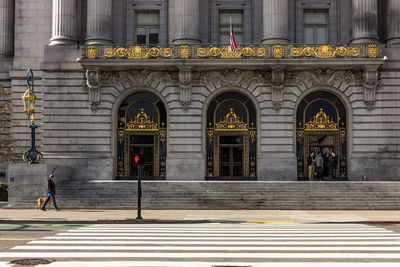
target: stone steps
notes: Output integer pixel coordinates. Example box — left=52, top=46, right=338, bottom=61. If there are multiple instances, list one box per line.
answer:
left=51, top=181, right=400, bottom=210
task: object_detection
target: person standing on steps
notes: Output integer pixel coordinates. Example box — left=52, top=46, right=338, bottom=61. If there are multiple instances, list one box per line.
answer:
left=307, top=151, right=316, bottom=181
left=41, top=174, right=61, bottom=211
left=315, top=152, right=324, bottom=181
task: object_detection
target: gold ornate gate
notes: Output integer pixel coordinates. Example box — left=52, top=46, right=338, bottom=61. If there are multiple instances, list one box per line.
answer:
left=116, top=108, right=166, bottom=178
left=206, top=108, right=257, bottom=178
left=296, top=108, right=347, bottom=178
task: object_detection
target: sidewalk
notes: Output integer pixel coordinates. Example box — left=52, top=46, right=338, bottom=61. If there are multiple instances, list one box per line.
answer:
left=1, top=208, right=400, bottom=224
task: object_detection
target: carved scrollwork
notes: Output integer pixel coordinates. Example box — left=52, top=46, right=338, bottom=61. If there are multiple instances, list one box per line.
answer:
left=271, top=68, right=285, bottom=111
left=85, top=69, right=101, bottom=111
left=362, top=65, right=380, bottom=110
left=286, top=69, right=357, bottom=88
left=178, top=66, right=192, bottom=112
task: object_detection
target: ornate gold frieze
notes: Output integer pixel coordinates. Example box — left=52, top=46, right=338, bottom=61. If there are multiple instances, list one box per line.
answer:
left=305, top=108, right=338, bottom=131
left=215, top=108, right=248, bottom=131
left=103, top=46, right=173, bottom=59
left=83, top=44, right=382, bottom=60
left=126, top=108, right=158, bottom=131
left=290, top=45, right=360, bottom=58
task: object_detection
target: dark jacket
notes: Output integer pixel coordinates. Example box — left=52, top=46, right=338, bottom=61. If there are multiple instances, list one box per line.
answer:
left=47, top=179, right=56, bottom=194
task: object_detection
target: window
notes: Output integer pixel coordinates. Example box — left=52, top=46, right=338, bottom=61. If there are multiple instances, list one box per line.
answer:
left=219, top=10, right=243, bottom=44
left=135, top=11, right=159, bottom=45
left=303, top=10, right=328, bottom=44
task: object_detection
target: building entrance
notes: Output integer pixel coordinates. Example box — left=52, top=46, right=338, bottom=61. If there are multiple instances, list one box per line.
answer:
left=219, top=135, right=244, bottom=177
left=206, top=92, right=257, bottom=180
left=296, top=92, right=347, bottom=180
left=116, top=92, right=167, bottom=180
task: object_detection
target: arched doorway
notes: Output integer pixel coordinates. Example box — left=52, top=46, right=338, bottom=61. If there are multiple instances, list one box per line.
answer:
left=116, top=92, right=167, bottom=180
left=206, top=92, right=257, bottom=180
left=296, top=91, right=348, bottom=180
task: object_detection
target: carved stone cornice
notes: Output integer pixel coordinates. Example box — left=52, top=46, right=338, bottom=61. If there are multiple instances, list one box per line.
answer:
left=362, top=65, right=380, bottom=110
left=287, top=69, right=357, bottom=88
left=101, top=70, right=178, bottom=88
left=194, top=69, right=269, bottom=88
left=85, top=68, right=101, bottom=111
left=178, top=66, right=192, bottom=112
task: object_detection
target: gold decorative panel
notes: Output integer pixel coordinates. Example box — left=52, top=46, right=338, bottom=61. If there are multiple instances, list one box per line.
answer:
left=305, top=108, right=338, bottom=131
left=126, top=108, right=158, bottom=131
left=215, top=108, right=248, bottom=131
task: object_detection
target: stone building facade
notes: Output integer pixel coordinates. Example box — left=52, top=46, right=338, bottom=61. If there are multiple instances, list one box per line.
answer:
left=1, top=0, right=399, bottom=183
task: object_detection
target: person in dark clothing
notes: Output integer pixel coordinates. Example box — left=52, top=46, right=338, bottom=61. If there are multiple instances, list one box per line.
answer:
left=41, top=174, right=60, bottom=211
left=329, top=151, right=338, bottom=179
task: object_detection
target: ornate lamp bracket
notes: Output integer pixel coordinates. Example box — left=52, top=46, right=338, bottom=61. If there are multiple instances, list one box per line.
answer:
left=362, top=65, right=380, bottom=110
left=86, top=68, right=101, bottom=111
left=178, top=66, right=192, bottom=112
left=271, top=67, right=285, bottom=111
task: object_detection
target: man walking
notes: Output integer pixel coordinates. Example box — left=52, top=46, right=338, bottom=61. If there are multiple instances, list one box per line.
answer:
left=41, top=174, right=60, bottom=211
left=315, top=152, right=324, bottom=181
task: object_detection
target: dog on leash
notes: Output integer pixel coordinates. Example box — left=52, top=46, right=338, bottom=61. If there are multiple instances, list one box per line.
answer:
left=36, top=196, right=52, bottom=210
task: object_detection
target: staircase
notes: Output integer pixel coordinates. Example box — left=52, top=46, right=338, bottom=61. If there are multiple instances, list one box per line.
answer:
left=49, top=181, right=400, bottom=210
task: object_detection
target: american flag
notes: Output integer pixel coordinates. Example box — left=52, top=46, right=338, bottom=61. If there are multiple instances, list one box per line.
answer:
left=229, top=16, right=237, bottom=52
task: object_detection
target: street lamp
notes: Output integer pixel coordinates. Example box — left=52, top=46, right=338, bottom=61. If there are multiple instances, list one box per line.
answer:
left=21, top=69, right=42, bottom=164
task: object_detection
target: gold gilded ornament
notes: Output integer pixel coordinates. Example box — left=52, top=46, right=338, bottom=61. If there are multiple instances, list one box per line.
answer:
left=179, top=45, right=190, bottom=59
left=86, top=46, right=97, bottom=59
left=367, top=44, right=379, bottom=58
left=273, top=46, right=284, bottom=58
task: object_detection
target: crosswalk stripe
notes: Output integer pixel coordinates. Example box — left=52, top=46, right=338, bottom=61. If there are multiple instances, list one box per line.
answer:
left=2, top=252, right=400, bottom=259
left=44, top=235, right=400, bottom=242
left=68, top=229, right=393, bottom=233
left=28, top=240, right=400, bottom=245
left=12, top=245, right=400, bottom=251
left=25, top=262, right=400, bottom=267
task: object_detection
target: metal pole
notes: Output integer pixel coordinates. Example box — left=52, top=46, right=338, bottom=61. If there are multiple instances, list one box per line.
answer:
left=136, top=164, right=142, bottom=220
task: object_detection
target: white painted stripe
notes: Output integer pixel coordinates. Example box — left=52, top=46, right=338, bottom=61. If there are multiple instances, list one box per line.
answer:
left=84, top=225, right=383, bottom=230
left=85, top=224, right=380, bottom=229
left=41, top=236, right=400, bottom=241
left=38, top=262, right=400, bottom=267
left=3, top=252, right=400, bottom=259
left=13, top=245, right=400, bottom=251
left=69, top=229, right=393, bottom=233
left=55, top=233, right=400, bottom=237
left=29, top=240, right=400, bottom=245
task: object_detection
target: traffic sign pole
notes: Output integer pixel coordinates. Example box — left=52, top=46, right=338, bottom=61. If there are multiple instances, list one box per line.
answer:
left=136, top=162, right=142, bottom=220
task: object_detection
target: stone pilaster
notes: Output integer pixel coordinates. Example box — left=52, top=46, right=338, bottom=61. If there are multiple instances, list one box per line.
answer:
left=49, top=0, right=78, bottom=45
left=351, top=0, right=379, bottom=44
left=85, top=0, right=113, bottom=45
left=0, top=0, right=14, bottom=57
left=262, top=0, right=288, bottom=44
left=171, top=0, right=200, bottom=44
left=387, top=0, right=400, bottom=46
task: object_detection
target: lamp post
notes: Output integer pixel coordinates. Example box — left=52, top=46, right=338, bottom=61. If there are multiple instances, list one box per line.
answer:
left=21, top=69, right=43, bottom=164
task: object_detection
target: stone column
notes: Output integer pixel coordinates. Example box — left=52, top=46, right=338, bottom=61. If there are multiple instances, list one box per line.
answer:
left=0, top=0, right=14, bottom=57
left=351, top=0, right=379, bottom=44
left=387, top=0, right=400, bottom=46
left=49, top=0, right=78, bottom=45
left=262, top=0, right=289, bottom=44
left=172, top=0, right=200, bottom=44
left=85, top=0, right=113, bottom=44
